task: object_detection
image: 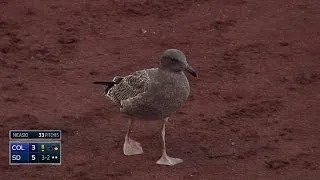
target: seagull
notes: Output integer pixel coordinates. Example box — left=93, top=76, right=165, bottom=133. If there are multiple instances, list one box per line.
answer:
left=93, top=49, right=197, bottom=166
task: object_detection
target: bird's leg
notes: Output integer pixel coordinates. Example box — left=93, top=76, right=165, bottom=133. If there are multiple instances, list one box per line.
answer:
left=123, top=119, right=143, bottom=155
left=156, top=117, right=183, bottom=166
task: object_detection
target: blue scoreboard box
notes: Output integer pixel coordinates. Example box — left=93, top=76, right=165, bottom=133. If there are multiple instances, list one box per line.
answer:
left=9, top=130, right=62, bottom=165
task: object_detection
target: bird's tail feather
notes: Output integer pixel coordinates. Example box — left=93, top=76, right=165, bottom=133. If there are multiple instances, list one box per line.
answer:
left=92, top=81, right=116, bottom=85
left=93, top=81, right=118, bottom=93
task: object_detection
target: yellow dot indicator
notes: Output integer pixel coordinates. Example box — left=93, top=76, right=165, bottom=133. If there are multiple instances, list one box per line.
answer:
left=54, top=146, right=59, bottom=151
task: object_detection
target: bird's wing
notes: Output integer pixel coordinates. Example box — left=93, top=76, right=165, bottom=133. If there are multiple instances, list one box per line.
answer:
left=106, top=69, right=152, bottom=106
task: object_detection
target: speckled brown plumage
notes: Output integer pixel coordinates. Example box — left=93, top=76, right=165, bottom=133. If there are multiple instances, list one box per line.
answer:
left=106, top=70, right=150, bottom=106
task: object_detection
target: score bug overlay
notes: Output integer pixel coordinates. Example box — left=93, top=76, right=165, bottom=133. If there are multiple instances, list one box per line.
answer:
left=9, top=130, right=62, bottom=165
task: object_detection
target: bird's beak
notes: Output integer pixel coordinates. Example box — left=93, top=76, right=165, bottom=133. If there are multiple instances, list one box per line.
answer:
left=185, top=65, right=198, bottom=78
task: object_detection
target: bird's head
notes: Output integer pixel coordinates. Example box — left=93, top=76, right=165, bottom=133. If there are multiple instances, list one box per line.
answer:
left=160, top=49, right=198, bottom=78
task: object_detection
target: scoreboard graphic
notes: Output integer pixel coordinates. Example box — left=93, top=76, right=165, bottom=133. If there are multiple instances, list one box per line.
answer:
left=9, top=130, right=61, bottom=165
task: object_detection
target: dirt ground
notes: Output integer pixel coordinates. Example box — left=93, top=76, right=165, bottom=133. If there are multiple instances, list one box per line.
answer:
left=1, top=0, right=320, bottom=179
